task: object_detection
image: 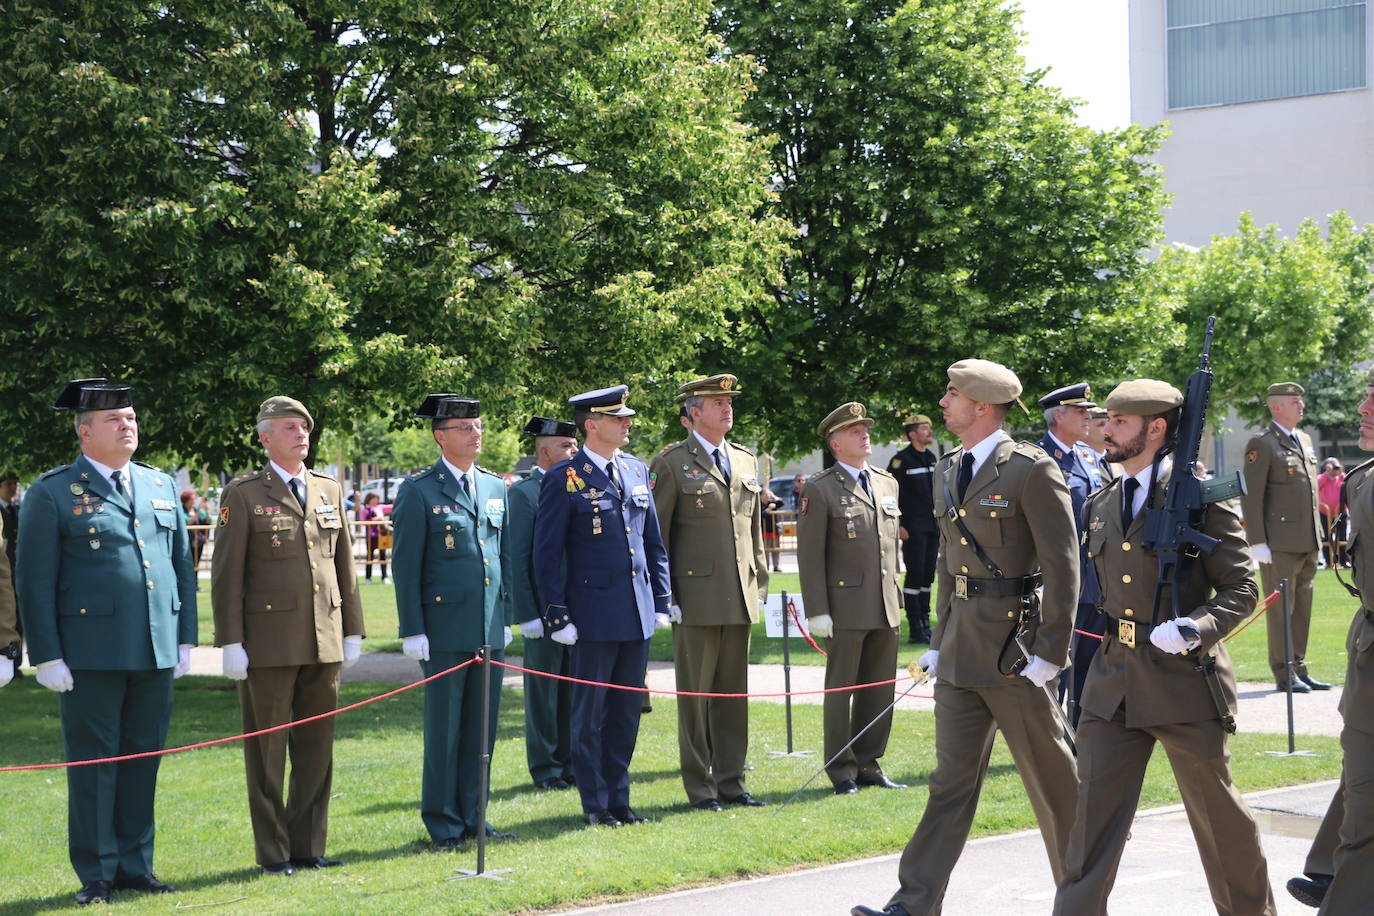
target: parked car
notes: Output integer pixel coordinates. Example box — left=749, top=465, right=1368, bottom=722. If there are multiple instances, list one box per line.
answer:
left=358, top=476, right=408, bottom=506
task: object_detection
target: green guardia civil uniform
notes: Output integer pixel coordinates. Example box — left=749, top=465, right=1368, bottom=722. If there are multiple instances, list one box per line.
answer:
left=19, top=455, right=198, bottom=884
left=393, top=458, right=511, bottom=843
left=507, top=465, right=574, bottom=786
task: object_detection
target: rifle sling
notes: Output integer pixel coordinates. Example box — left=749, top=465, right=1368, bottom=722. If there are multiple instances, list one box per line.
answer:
left=941, top=467, right=1003, bottom=579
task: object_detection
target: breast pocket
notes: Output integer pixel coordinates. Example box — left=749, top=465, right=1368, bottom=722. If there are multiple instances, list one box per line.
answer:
left=153, top=508, right=178, bottom=553
left=964, top=500, right=1014, bottom=547
left=254, top=515, right=302, bottom=559
left=680, top=481, right=722, bottom=517
left=429, top=512, right=472, bottom=557
left=316, top=513, right=343, bottom=557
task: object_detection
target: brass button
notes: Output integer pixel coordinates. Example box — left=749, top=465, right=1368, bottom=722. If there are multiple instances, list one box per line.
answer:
left=479, top=539, right=485, bottom=547
left=625, top=526, right=631, bottom=533
left=311, top=562, right=318, bottom=569
left=629, top=548, right=636, bottom=555
left=1122, top=543, right=1132, bottom=551
left=313, top=585, right=320, bottom=593
left=446, top=525, right=452, bottom=531
left=88, top=527, right=96, bottom=534
left=134, top=519, right=141, bottom=527
left=1122, top=574, right=1132, bottom=584
left=266, top=604, right=273, bottom=611
left=1124, top=608, right=1134, bottom=617
left=147, top=581, right=154, bottom=589
left=960, top=565, right=969, bottom=573
left=79, top=608, right=87, bottom=615
left=1087, top=551, right=1094, bottom=558
left=138, top=539, right=146, bottom=547
left=435, top=596, right=442, bottom=602
left=1007, top=611, right=1014, bottom=618
left=838, top=579, right=846, bottom=586
left=143, top=561, right=151, bottom=569
left=483, top=558, right=489, bottom=566
left=960, top=537, right=968, bottom=545
left=687, top=570, right=693, bottom=576
left=485, top=577, right=491, bottom=585
left=989, top=511, right=998, bottom=518
left=959, top=509, right=967, bottom=517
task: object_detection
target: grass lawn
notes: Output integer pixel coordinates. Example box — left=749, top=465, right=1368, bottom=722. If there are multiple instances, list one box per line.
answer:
left=197, top=568, right=1362, bottom=682
left=0, top=672, right=1342, bottom=914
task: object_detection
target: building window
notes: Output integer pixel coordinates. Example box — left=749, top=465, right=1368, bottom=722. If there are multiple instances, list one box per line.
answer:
left=1168, top=0, right=1367, bottom=108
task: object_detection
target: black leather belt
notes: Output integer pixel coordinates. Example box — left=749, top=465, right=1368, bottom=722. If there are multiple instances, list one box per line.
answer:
left=952, top=571, right=1042, bottom=600
left=1106, top=617, right=1154, bottom=648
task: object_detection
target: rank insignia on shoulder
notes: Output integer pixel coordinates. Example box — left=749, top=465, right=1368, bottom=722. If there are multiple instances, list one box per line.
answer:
left=218, top=507, right=230, bottom=528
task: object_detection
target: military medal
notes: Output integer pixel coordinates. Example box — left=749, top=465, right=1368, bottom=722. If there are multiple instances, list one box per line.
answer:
left=70, top=483, right=84, bottom=495
left=1089, top=516, right=1104, bottom=532
left=445, top=533, right=455, bottom=550
left=271, top=533, right=282, bottom=548
left=254, top=505, right=265, bottom=515
left=566, top=467, right=587, bottom=492
left=846, top=518, right=857, bottom=539
left=89, top=539, right=100, bottom=550
left=695, top=498, right=705, bottom=509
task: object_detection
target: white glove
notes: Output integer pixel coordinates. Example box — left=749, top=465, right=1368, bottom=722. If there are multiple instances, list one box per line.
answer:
left=667, top=604, right=683, bottom=624
left=221, top=643, right=249, bottom=680
left=520, top=618, right=544, bottom=639
left=1251, top=543, right=1273, bottom=565
left=503, top=626, right=513, bottom=649
left=807, top=614, right=834, bottom=639
left=0, top=656, right=12, bottom=688
left=1149, top=619, right=1200, bottom=655
left=551, top=622, right=579, bottom=646
left=918, top=649, right=939, bottom=677
left=402, top=634, right=430, bottom=662
left=173, top=645, right=193, bottom=679
left=654, top=612, right=672, bottom=631
left=1020, top=655, right=1059, bottom=688
left=36, top=659, right=75, bottom=692
left=342, top=635, right=362, bottom=669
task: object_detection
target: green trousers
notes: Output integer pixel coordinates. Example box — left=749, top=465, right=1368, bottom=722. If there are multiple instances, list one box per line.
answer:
left=521, top=637, right=573, bottom=784
left=420, top=649, right=504, bottom=842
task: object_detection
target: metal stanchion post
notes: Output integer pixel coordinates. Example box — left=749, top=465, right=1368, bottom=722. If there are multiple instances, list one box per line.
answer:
left=450, top=644, right=513, bottom=881
left=768, top=591, right=813, bottom=759
left=1266, top=578, right=1317, bottom=758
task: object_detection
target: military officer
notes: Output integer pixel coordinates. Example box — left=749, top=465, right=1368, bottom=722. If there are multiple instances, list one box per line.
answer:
left=1285, top=369, right=1374, bottom=912
left=392, top=395, right=515, bottom=848
left=887, top=413, right=939, bottom=644
left=0, top=546, right=15, bottom=687
left=533, top=385, right=672, bottom=828
left=1052, top=379, right=1275, bottom=916
left=798, top=402, right=905, bottom=796
left=1037, top=383, right=1108, bottom=726
left=852, top=361, right=1080, bottom=916
left=1242, top=381, right=1329, bottom=692
left=212, top=396, right=364, bottom=875
left=650, top=373, right=769, bottom=811
left=508, top=416, right=580, bottom=791
left=18, top=379, right=197, bottom=905
left=1084, top=407, right=1117, bottom=479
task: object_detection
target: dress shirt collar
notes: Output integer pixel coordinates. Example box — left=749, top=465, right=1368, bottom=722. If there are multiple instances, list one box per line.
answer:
left=963, top=430, right=1004, bottom=478
left=1124, top=457, right=1171, bottom=517
left=269, top=459, right=306, bottom=494
left=1046, top=430, right=1076, bottom=456
left=1272, top=420, right=1297, bottom=440
left=836, top=460, right=869, bottom=482
left=85, top=455, right=133, bottom=493
left=693, top=429, right=728, bottom=460
left=582, top=446, right=617, bottom=478
left=440, top=456, right=475, bottom=492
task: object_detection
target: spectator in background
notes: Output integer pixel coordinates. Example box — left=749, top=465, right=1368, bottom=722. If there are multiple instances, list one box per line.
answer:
left=791, top=474, right=807, bottom=510
left=359, top=493, right=388, bottom=584
left=1319, top=457, right=1348, bottom=569
left=761, top=488, right=784, bottom=572
left=180, top=489, right=210, bottom=566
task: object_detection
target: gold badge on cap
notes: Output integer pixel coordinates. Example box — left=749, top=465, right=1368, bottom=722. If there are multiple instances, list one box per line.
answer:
left=721, top=377, right=734, bottom=390
left=849, top=404, right=862, bottom=416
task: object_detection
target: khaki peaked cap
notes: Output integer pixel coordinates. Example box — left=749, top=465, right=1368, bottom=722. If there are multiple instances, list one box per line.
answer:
left=1266, top=382, right=1305, bottom=397
left=947, top=359, right=1022, bottom=404
left=1104, top=379, right=1183, bottom=416
left=818, top=402, right=875, bottom=438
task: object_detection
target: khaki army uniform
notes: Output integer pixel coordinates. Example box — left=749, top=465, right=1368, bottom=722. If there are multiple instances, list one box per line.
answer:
left=1296, top=457, right=1374, bottom=913
left=1053, top=462, right=1275, bottom=916
left=887, top=433, right=1079, bottom=916
left=0, top=546, right=16, bottom=648
left=797, top=462, right=902, bottom=786
left=650, top=436, right=767, bottom=804
left=212, top=465, right=364, bottom=866
left=1241, top=422, right=1321, bottom=683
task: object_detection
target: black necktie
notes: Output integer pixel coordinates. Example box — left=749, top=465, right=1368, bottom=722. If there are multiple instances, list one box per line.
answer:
left=111, top=469, right=128, bottom=502
left=713, top=448, right=730, bottom=484
left=957, top=453, right=975, bottom=503
left=605, top=461, right=618, bottom=496
left=1122, top=477, right=1140, bottom=530
left=460, top=473, right=471, bottom=500
left=858, top=469, right=873, bottom=502
left=290, top=478, right=306, bottom=509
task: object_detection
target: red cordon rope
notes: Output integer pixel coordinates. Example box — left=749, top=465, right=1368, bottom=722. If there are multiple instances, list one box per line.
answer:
left=0, top=657, right=480, bottom=773
left=788, top=601, right=828, bottom=656
left=1071, top=588, right=1281, bottom=645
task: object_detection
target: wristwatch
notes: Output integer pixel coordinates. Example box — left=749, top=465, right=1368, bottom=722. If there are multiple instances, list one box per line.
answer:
left=0, top=643, right=19, bottom=662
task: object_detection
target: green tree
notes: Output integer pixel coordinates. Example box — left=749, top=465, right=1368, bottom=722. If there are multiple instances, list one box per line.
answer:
left=704, top=0, right=1168, bottom=458
left=0, top=0, right=785, bottom=475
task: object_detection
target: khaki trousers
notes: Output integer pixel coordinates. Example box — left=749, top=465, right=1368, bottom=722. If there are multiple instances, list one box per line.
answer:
left=823, top=627, right=898, bottom=785
left=1053, top=706, right=1275, bottom=916
left=673, top=623, right=751, bottom=803
left=1321, top=727, right=1374, bottom=915
left=237, top=662, right=340, bottom=866
left=1261, top=549, right=1317, bottom=681
left=1304, top=780, right=1344, bottom=877
left=890, top=678, right=1078, bottom=915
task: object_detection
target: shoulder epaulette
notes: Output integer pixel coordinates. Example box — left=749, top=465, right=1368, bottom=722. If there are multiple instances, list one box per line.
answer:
left=39, top=464, right=71, bottom=480
left=1348, top=457, right=1374, bottom=480
left=870, top=465, right=895, bottom=479
left=810, top=466, right=837, bottom=482
left=132, top=460, right=162, bottom=473
left=307, top=468, right=336, bottom=480
left=1011, top=441, right=1046, bottom=461
left=227, top=469, right=262, bottom=486
left=726, top=440, right=756, bottom=457
left=477, top=466, right=503, bottom=478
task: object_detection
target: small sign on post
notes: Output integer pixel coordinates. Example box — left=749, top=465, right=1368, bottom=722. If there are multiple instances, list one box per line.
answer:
left=764, top=593, right=808, bottom=638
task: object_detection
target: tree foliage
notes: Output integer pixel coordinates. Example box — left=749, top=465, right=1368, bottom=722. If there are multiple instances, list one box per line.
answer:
left=704, top=0, right=1168, bottom=457
left=0, top=0, right=785, bottom=474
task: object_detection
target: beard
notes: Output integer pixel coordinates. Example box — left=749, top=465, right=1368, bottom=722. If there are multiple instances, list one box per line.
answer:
left=1105, top=424, right=1148, bottom=464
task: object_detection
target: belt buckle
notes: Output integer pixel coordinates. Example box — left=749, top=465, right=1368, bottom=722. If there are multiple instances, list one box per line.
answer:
left=954, top=575, right=968, bottom=600
left=1118, top=619, right=1136, bottom=649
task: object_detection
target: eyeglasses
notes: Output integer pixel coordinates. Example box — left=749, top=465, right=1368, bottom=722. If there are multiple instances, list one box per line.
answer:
left=436, top=422, right=484, bottom=433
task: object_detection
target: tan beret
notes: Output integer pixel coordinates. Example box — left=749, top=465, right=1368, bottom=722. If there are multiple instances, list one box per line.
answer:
left=257, top=395, right=314, bottom=430
left=1267, top=381, right=1305, bottom=397
left=903, top=413, right=933, bottom=429
left=1104, top=379, right=1183, bottom=415
left=1088, top=406, right=1108, bottom=419
left=947, top=359, right=1022, bottom=404
left=676, top=373, right=741, bottom=405
left=817, top=402, right=875, bottom=438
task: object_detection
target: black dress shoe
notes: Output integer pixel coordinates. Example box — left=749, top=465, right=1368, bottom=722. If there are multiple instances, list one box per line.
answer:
left=609, top=806, right=650, bottom=824
left=113, top=873, right=175, bottom=893
left=1298, top=674, right=1332, bottom=691
left=290, top=856, right=343, bottom=869
left=722, top=792, right=767, bottom=807
left=691, top=797, right=724, bottom=811
left=434, top=837, right=463, bottom=852
left=1286, top=873, right=1332, bottom=907
left=1278, top=677, right=1312, bottom=693
left=584, top=811, right=624, bottom=828
left=833, top=779, right=859, bottom=795
left=463, top=825, right=517, bottom=840
left=851, top=905, right=911, bottom=916
left=75, top=881, right=112, bottom=905
left=261, top=861, right=296, bottom=876
left=536, top=776, right=571, bottom=790
left=857, top=774, right=908, bottom=790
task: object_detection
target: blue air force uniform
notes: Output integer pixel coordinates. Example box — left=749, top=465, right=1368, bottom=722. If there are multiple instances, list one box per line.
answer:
left=393, top=444, right=511, bottom=843
left=532, top=388, right=671, bottom=820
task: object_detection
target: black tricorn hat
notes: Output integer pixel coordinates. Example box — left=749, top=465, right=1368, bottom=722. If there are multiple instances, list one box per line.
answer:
left=522, top=416, right=576, bottom=438
left=53, top=378, right=133, bottom=411
left=414, top=395, right=480, bottom=420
